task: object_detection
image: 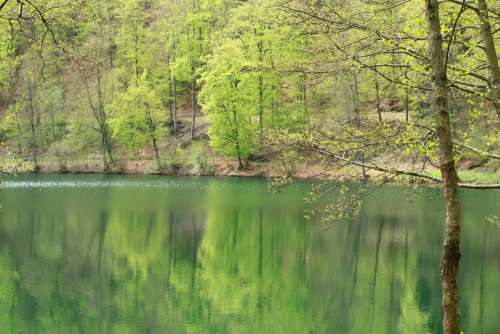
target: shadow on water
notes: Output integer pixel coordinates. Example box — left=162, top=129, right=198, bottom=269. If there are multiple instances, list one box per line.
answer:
left=0, top=174, right=498, bottom=333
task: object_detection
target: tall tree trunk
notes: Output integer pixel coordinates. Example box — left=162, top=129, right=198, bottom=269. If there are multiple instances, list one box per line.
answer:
left=230, top=80, right=244, bottom=169
left=425, top=1, right=463, bottom=333
left=257, top=32, right=265, bottom=150
left=145, top=110, right=161, bottom=170
left=14, top=103, right=23, bottom=154
left=171, top=37, right=178, bottom=132
left=476, top=0, right=500, bottom=120
left=191, top=75, right=196, bottom=140
left=302, top=73, right=308, bottom=122
left=134, top=23, right=140, bottom=85
left=100, top=128, right=108, bottom=172
left=151, top=136, right=160, bottom=169
left=258, top=75, right=264, bottom=149
left=232, top=105, right=243, bottom=169
left=353, top=73, right=366, bottom=179
left=27, top=81, right=39, bottom=171
left=405, top=87, right=409, bottom=124
left=189, top=15, right=199, bottom=141
left=172, top=73, right=177, bottom=132
left=353, top=73, right=361, bottom=128
left=167, top=54, right=173, bottom=125
left=96, top=61, right=112, bottom=171
left=375, top=70, right=383, bottom=123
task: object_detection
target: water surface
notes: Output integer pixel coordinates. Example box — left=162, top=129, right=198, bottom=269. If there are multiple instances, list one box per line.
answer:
left=0, top=174, right=499, bottom=333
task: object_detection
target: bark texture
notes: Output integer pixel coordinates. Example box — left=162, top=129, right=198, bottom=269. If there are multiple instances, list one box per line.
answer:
left=425, top=1, right=463, bottom=333
left=476, top=0, right=500, bottom=119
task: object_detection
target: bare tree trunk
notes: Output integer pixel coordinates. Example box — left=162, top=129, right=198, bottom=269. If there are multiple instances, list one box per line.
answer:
left=476, top=0, right=500, bottom=120
left=230, top=80, right=244, bottom=169
left=191, top=75, right=197, bottom=140
left=134, top=15, right=140, bottom=85
left=302, top=73, right=308, bottom=122
left=353, top=72, right=366, bottom=180
left=14, top=103, right=23, bottom=154
left=145, top=110, right=161, bottom=170
left=374, top=69, right=383, bottom=122
left=152, top=136, right=161, bottom=168
left=189, top=17, right=199, bottom=141
left=172, top=74, right=177, bottom=132
left=27, top=80, right=39, bottom=171
left=231, top=106, right=243, bottom=169
left=100, top=132, right=108, bottom=172
left=171, top=37, right=178, bottom=132
left=96, top=60, right=112, bottom=171
left=405, top=87, right=409, bottom=124
left=166, top=54, right=173, bottom=125
left=258, top=75, right=264, bottom=149
left=425, top=1, right=463, bottom=333
left=353, top=73, right=361, bottom=128
left=257, top=32, right=265, bottom=150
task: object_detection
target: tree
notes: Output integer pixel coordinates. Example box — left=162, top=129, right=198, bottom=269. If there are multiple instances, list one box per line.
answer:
left=272, top=2, right=500, bottom=333
left=199, top=41, right=255, bottom=168
left=425, top=1, right=462, bottom=332
left=110, top=72, right=165, bottom=169
left=475, top=0, right=500, bottom=120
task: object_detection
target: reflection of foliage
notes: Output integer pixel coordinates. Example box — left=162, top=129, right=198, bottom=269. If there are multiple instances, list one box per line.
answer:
left=486, top=215, right=499, bottom=228
left=0, top=177, right=498, bottom=333
left=197, top=208, right=311, bottom=334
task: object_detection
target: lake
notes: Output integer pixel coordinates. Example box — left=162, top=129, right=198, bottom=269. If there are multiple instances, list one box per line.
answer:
left=0, top=174, right=498, bottom=333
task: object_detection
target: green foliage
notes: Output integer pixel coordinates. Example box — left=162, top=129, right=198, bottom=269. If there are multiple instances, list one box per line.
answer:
left=199, top=40, right=256, bottom=159
left=168, top=144, right=186, bottom=172
left=110, top=72, right=164, bottom=151
left=0, top=0, right=498, bottom=180
left=189, top=141, right=214, bottom=175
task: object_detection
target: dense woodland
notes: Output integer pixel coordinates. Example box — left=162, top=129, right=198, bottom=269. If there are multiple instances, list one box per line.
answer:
left=0, top=0, right=499, bottom=333
left=0, top=0, right=498, bottom=177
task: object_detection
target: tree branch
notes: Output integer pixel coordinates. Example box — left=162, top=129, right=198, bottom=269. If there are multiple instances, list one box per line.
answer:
left=291, top=143, right=500, bottom=190
left=0, top=0, right=10, bottom=11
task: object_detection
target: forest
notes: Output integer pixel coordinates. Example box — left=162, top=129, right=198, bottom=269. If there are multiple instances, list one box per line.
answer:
left=0, top=0, right=497, bottom=180
left=0, top=0, right=499, bottom=334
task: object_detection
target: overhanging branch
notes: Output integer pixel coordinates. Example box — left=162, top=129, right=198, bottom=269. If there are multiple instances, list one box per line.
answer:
left=293, top=143, right=500, bottom=190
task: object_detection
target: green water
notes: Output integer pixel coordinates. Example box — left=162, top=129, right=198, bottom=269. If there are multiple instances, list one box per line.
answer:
left=0, top=175, right=498, bottom=334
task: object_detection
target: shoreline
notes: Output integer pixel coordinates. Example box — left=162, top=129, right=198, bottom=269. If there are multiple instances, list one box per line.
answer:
left=0, top=157, right=395, bottom=182
left=2, top=158, right=497, bottom=188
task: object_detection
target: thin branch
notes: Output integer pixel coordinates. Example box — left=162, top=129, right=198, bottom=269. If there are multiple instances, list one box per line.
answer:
left=445, top=0, right=500, bottom=18
left=412, top=123, right=500, bottom=160
left=292, top=143, right=500, bottom=190
left=444, top=0, right=466, bottom=74
left=0, top=0, right=10, bottom=11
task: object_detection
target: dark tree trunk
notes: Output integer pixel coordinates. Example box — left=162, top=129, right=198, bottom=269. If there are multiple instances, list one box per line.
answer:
left=476, top=0, right=500, bottom=120
left=232, top=106, right=244, bottom=169
left=353, top=73, right=361, bottom=128
left=191, top=76, right=197, bottom=140
left=172, top=73, right=177, bottom=132
left=15, top=104, right=23, bottom=154
left=405, top=87, right=409, bottom=123
left=425, top=1, right=463, bottom=333
left=96, top=61, right=109, bottom=172
left=171, top=38, right=178, bottom=132
left=257, top=33, right=265, bottom=150
left=27, top=81, right=39, bottom=171
left=258, top=75, right=264, bottom=149
left=374, top=70, right=383, bottom=122
left=353, top=73, right=366, bottom=179
left=145, top=111, right=161, bottom=170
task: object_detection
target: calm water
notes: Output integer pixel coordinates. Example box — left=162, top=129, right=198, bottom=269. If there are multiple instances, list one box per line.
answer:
left=0, top=175, right=498, bottom=334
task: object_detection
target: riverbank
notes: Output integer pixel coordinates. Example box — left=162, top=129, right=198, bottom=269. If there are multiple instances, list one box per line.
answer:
left=1, top=155, right=499, bottom=185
